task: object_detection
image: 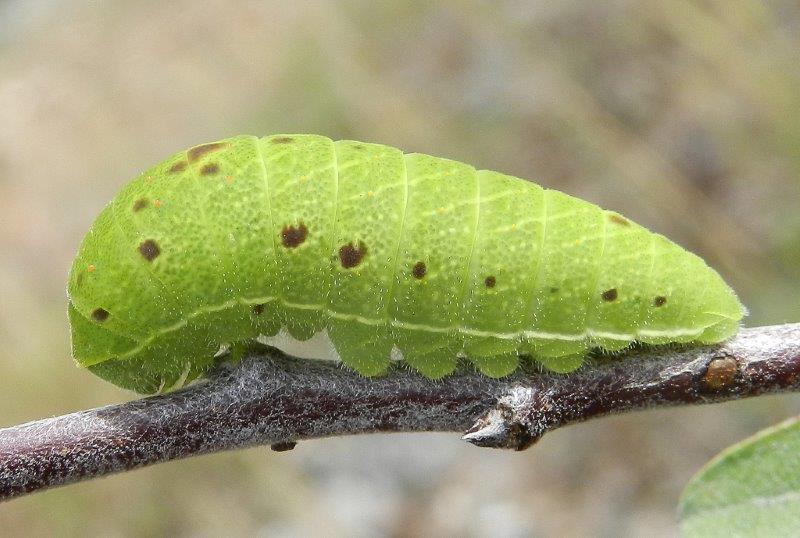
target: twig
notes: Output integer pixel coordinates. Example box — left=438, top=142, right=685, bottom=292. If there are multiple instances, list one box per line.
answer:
left=0, top=324, right=798, bottom=501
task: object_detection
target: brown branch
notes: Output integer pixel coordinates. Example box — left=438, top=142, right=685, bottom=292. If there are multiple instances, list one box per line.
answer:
left=0, top=324, right=798, bottom=501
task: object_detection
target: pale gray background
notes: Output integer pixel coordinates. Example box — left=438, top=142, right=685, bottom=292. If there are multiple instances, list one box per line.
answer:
left=1, top=1, right=799, bottom=536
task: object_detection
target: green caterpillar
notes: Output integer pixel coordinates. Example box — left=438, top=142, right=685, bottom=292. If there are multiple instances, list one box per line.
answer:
left=67, top=134, right=745, bottom=393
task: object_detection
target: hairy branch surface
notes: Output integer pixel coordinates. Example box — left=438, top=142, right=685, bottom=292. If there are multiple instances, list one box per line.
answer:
left=1, top=324, right=799, bottom=501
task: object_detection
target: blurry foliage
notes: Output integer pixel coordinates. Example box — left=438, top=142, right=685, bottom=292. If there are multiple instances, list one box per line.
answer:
left=680, top=417, right=800, bottom=536
left=0, top=0, right=798, bottom=535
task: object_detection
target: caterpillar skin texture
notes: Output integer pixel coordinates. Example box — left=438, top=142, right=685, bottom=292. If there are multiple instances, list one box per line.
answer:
left=67, top=134, right=745, bottom=393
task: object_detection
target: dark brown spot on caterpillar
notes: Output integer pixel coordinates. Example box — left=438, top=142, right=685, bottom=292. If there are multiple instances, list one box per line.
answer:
left=91, top=308, right=109, bottom=322
left=168, top=161, right=187, bottom=173
left=701, top=356, right=739, bottom=392
left=138, top=239, right=160, bottom=261
left=654, top=296, right=667, bottom=307
left=412, top=261, right=427, bottom=279
left=132, top=198, right=148, bottom=212
left=200, top=163, right=220, bottom=176
left=188, top=142, right=229, bottom=163
left=270, top=441, right=297, bottom=451
left=271, top=136, right=295, bottom=144
left=485, top=276, right=496, bottom=288
left=252, top=304, right=265, bottom=315
left=608, top=214, right=630, bottom=226
left=339, top=241, right=367, bottom=269
left=550, top=287, right=559, bottom=293
left=281, top=222, right=308, bottom=248
left=601, top=288, right=618, bottom=301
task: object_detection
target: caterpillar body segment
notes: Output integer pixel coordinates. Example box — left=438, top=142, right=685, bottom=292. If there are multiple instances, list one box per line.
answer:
left=67, top=134, right=745, bottom=393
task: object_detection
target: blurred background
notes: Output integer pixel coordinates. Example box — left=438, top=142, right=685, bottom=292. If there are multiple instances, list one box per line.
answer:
left=0, top=0, right=798, bottom=535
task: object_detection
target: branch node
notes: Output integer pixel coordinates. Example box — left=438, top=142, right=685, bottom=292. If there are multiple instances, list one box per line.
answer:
left=462, top=386, right=541, bottom=450
left=700, top=355, right=740, bottom=393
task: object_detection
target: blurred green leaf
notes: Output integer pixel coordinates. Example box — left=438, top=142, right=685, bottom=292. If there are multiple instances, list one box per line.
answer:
left=679, top=416, right=800, bottom=537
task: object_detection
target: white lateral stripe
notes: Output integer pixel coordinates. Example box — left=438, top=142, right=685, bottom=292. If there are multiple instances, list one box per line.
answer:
left=94, top=295, right=710, bottom=367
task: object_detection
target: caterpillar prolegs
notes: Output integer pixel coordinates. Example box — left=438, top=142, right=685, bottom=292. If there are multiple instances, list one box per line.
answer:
left=67, top=134, right=745, bottom=393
